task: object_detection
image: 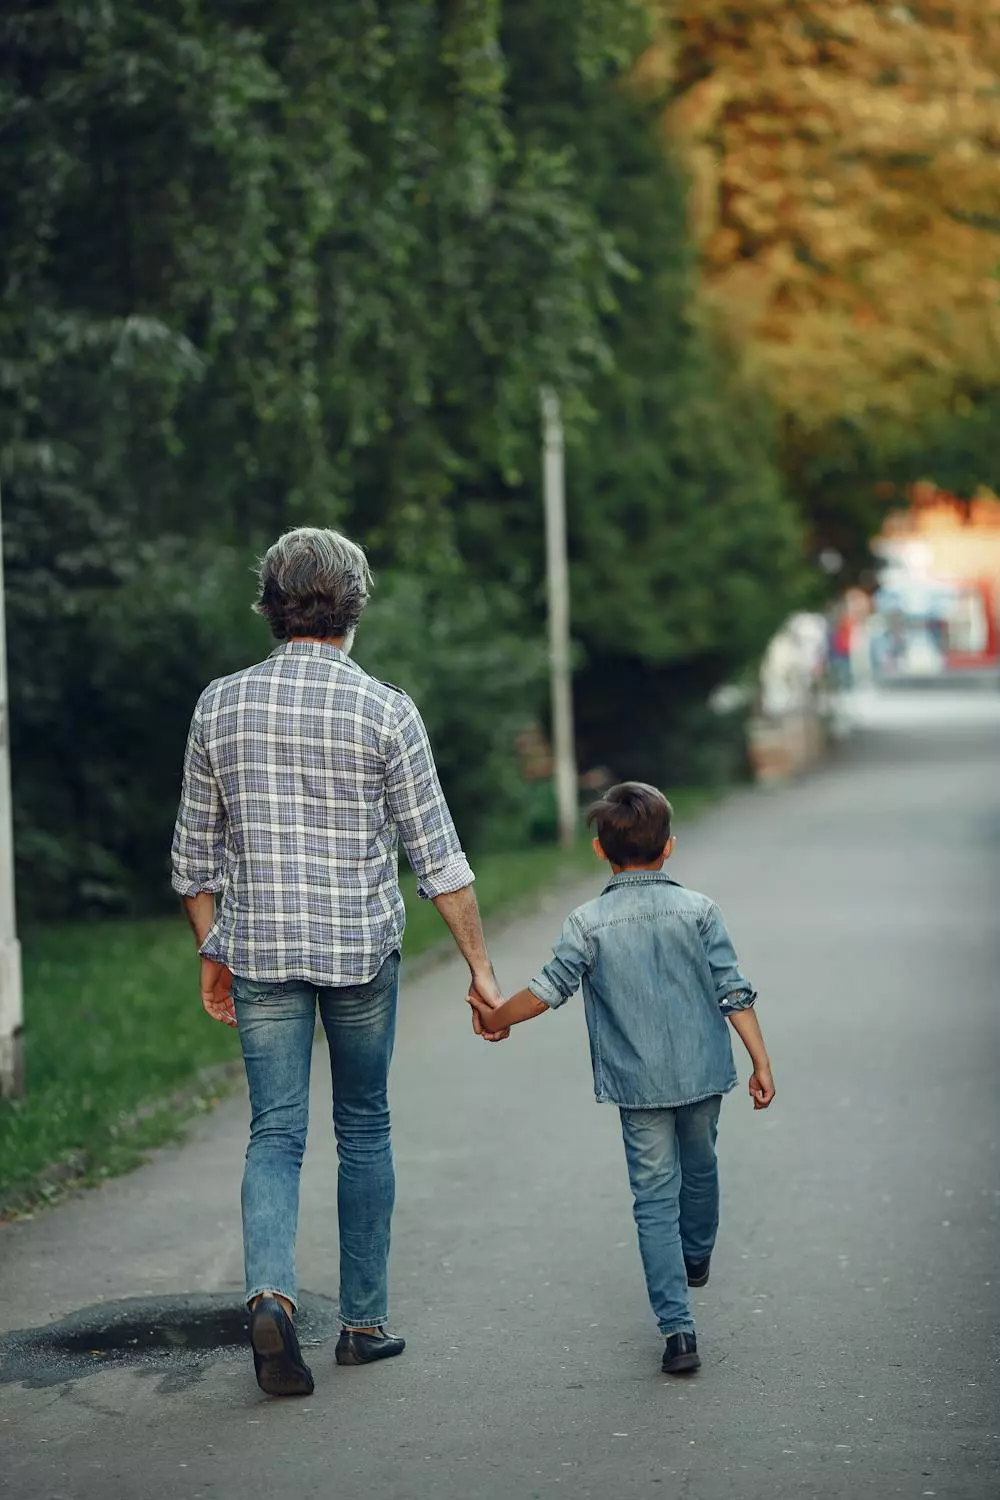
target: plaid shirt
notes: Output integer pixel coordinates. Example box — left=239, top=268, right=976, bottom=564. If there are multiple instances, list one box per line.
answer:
left=171, top=640, right=474, bottom=985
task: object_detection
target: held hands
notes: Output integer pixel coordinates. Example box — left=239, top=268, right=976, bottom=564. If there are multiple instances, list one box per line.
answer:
left=749, top=1063, right=775, bottom=1110
left=201, top=957, right=237, bottom=1028
left=467, top=969, right=510, bottom=1043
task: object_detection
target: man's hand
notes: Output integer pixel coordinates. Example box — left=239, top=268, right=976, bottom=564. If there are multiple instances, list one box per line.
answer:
left=749, top=1064, right=775, bottom=1110
left=428, top=887, right=508, bottom=1039
left=201, top=957, right=237, bottom=1028
left=467, top=969, right=509, bottom=1042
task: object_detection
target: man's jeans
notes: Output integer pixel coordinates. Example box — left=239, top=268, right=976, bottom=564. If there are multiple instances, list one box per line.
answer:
left=232, top=953, right=399, bottom=1329
left=619, top=1095, right=722, bottom=1336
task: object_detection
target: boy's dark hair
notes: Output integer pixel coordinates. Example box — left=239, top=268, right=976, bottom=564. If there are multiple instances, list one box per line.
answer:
left=586, top=781, right=673, bottom=866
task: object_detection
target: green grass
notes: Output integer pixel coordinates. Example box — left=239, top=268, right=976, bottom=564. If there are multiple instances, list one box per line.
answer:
left=0, top=789, right=718, bottom=1211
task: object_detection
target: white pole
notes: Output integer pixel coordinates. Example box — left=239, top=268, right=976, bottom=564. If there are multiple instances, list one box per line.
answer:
left=0, top=485, right=24, bottom=1099
left=540, top=387, right=578, bottom=848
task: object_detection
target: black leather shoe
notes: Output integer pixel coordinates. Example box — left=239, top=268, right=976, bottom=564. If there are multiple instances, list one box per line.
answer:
left=662, top=1331, right=701, bottom=1375
left=685, top=1256, right=711, bottom=1288
left=250, top=1297, right=314, bottom=1397
left=335, top=1328, right=406, bottom=1366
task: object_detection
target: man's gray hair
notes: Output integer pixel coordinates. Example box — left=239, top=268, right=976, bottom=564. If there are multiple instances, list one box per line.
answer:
left=254, top=527, right=373, bottom=642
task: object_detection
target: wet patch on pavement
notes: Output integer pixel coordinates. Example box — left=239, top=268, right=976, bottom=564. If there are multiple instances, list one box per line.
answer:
left=0, top=1292, right=340, bottom=1390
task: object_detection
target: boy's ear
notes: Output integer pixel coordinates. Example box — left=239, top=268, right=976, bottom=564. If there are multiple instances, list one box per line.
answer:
left=663, top=836, right=676, bottom=860
left=592, top=836, right=607, bottom=862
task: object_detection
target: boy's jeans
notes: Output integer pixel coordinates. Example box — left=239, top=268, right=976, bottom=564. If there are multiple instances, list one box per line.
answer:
left=232, top=953, right=399, bottom=1329
left=619, top=1095, right=722, bottom=1337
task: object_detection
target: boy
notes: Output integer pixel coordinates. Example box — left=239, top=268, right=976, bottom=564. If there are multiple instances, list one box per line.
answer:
left=467, top=781, right=774, bottom=1375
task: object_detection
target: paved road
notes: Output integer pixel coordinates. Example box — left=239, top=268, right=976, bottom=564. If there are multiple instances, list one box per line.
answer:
left=2, top=688, right=998, bottom=1500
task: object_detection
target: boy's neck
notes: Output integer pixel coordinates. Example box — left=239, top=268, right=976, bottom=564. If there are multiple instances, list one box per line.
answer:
left=609, top=858, right=667, bottom=876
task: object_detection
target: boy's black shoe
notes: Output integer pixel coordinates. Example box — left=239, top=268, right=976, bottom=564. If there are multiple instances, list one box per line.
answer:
left=335, top=1328, right=406, bottom=1366
left=249, top=1297, right=314, bottom=1397
left=662, top=1331, right=701, bottom=1375
left=685, top=1256, right=711, bottom=1288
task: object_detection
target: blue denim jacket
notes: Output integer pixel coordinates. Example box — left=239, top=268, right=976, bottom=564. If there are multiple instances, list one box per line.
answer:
left=528, top=871, right=757, bottom=1109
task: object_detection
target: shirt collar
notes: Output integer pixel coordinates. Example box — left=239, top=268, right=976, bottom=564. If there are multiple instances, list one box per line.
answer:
left=269, top=639, right=356, bottom=667
left=602, top=869, right=682, bottom=895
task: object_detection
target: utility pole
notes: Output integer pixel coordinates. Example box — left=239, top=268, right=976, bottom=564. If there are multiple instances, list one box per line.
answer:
left=0, top=485, right=23, bottom=1098
left=540, top=387, right=578, bottom=848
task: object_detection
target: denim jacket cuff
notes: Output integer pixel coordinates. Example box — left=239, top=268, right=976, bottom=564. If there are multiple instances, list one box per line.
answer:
left=527, top=976, right=567, bottom=1010
left=718, top=988, right=757, bottom=1016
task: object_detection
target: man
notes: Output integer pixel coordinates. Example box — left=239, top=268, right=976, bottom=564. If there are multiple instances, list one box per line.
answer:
left=171, top=527, right=506, bottom=1397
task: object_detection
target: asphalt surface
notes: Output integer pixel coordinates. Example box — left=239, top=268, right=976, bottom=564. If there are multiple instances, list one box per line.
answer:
left=1, top=686, right=998, bottom=1500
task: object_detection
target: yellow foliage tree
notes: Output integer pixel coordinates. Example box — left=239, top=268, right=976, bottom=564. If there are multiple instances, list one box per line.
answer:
left=642, top=1, right=1000, bottom=436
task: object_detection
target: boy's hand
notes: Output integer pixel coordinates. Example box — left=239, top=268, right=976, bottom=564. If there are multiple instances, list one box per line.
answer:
left=727, top=1009, right=773, bottom=1109
left=749, top=1065, right=775, bottom=1109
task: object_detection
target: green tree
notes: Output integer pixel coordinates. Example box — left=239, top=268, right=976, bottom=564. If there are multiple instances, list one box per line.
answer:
left=455, top=2, right=806, bottom=781
left=0, top=1, right=644, bottom=916
left=1, top=0, right=805, bottom=917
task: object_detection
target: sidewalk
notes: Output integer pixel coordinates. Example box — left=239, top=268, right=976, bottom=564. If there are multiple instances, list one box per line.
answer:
left=2, top=694, right=999, bottom=1500
left=0, top=859, right=606, bottom=1339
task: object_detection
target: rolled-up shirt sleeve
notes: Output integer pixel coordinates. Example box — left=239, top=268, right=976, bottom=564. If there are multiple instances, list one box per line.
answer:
left=528, top=913, right=594, bottom=1010
left=700, top=902, right=757, bottom=1014
left=171, top=700, right=227, bottom=896
left=384, top=695, right=475, bottom=900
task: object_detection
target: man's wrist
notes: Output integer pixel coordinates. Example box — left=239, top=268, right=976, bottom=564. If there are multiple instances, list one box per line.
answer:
left=182, top=893, right=217, bottom=950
